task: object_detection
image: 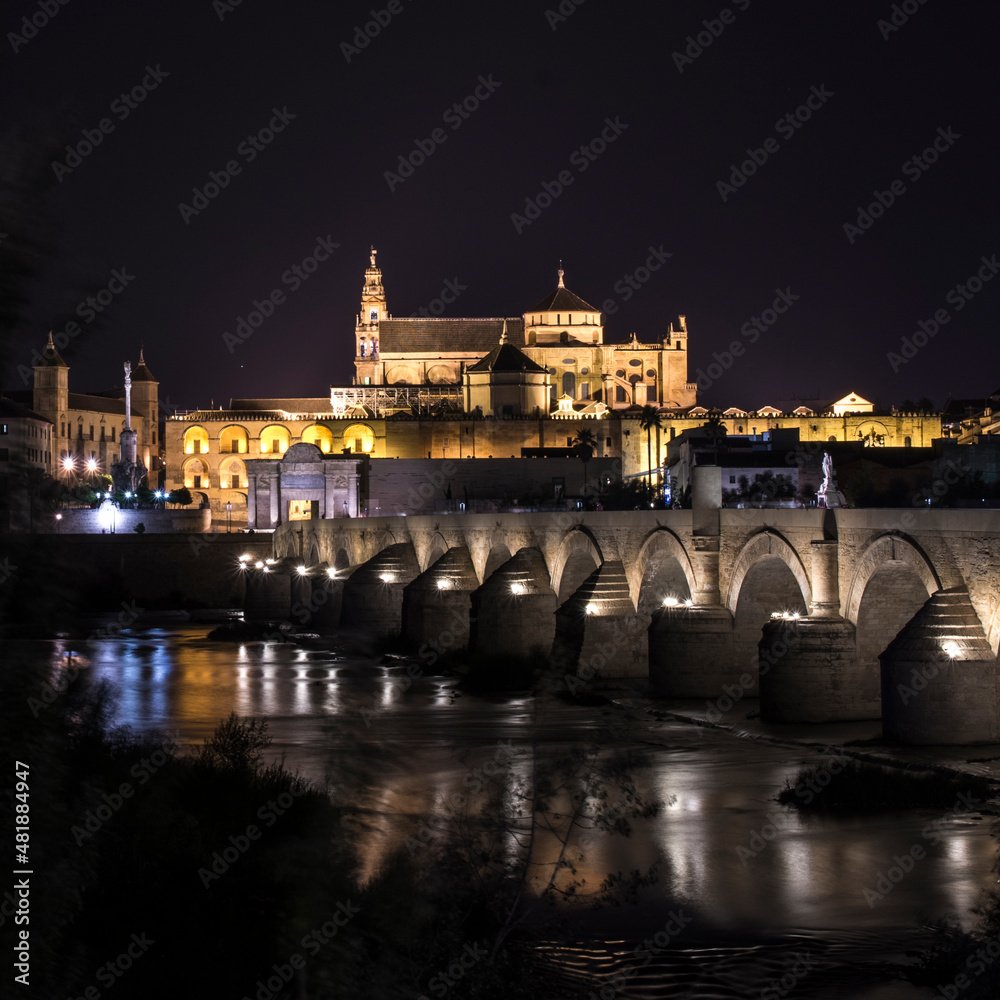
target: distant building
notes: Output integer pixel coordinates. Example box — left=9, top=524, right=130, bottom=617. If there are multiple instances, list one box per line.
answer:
left=0, top=395, right=53, bottom=474
left=7, top=334, right=160, bottom=483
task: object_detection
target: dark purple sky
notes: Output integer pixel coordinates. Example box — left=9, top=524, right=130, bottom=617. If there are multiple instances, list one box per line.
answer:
left=2, top=0, right=996, bottom=413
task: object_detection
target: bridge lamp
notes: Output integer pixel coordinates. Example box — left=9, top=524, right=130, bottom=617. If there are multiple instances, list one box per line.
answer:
left=297, top=565, right=308, bottom=576
left=265, top=558, right=276, bottom=565
left=239, top=553, right=251, bottom=563
left=510, top=582, right=525, bottom=595
left=255, top=561, right=265, bottom=569
left=436, top=579, right=450, bottom=590
left=684, top=599, right=693, bottom=607
left=380, top=572, right=395, bottom=583
left=262, top=566, right=271, bottom=574
left=326, top=568, right=337, bottom=578
left=942, top=641, right=959, bottom=658
left=585, top=602, right=598, bottom=616
left=662, top=596, right=680, bottom=607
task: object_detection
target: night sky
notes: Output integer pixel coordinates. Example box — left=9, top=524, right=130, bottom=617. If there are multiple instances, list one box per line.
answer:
left=2, top=0, right=996, bottom=413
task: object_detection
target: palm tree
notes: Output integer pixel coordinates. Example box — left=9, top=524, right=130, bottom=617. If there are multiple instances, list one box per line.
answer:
left=702, top=414, right=727, bottom=464
left=572, top=427, right=597, bottom=494
left=639, top=405, right=661, bottom=491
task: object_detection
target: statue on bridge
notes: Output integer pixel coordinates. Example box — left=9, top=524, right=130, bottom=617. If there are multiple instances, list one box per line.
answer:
left=110, top=360, right=147, bottom=494
left=817, top=451, right=846, bottom=509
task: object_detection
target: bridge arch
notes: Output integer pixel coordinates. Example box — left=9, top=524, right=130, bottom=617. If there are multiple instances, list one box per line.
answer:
left=844, top=534, right=940, bottom=625
left=634, top=528, right=696, bottom=618
left=482, top=541, right=513, bottom=584
left=726, top=530, right=812, bottom=615
left=550, top=526, right=604, bottom=603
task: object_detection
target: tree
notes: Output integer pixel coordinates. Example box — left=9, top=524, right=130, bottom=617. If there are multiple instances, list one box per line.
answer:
left=572, top=428, right=597, bottom=492
left=916, top=396, right=935, bottom=413
left=639, top=405, right=661, bottom=493
left=702, top=414, right=727, bottom=464
left=169, top=487, right=193, bottom=506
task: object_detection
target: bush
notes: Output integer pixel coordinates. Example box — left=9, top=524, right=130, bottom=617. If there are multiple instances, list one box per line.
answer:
left=778, top=759, right=993, bottom=814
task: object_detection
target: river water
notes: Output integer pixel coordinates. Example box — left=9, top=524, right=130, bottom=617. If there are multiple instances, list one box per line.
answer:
left=32, top=620, right=1000, bottom=999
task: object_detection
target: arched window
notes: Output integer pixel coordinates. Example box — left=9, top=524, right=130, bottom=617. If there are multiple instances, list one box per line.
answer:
left=260, top=425, right=290, bottom=454
left=904, top=436, right=912, bottom=447
left=183, top=426, right=209, bottom=455
left=222, top=458, right=245, bottom=489
left=220, top=425, right=248, bottom=454
left=302, top=424, right=335, bottom=453
left=342, top=423, right=375, bottom=454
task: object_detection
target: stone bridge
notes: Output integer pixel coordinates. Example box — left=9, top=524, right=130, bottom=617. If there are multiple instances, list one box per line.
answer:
left=252, top=470, right=1000, bottom=744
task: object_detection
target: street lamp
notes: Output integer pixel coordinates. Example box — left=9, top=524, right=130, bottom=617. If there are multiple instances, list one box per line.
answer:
left=226, top=501, right=232, bottom=533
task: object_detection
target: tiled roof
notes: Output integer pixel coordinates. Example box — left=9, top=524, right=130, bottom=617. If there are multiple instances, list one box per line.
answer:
left=35, top=332, right=68, bottom=367
left=466, top=343, right=547, bottom=374
left=529, top=285, right=599, bottom=313
left=68, top=393, right=144, bottom=417
left=378, top=318, right=524, bottom=353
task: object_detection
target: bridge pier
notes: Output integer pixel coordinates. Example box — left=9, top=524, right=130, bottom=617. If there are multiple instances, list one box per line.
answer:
left=340, top=542, right=419, bottom=637
left=758, top=539, right=879, bottom=722
left=244, top=563, right=292, bottom=623
left=648, top=604, right=735, bottom=696
left=402, top=548, right=477, bottom=653
left=470, top=548, right=556, bottom=657
left=880, top=587, right=1000, bottom=744
left=553, top=561, right=645, bottom=678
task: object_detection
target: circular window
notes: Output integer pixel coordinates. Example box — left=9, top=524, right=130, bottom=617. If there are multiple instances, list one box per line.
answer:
left=580, top=367, right=589, bottom=375
left=628, top=359, right=642, bottom=367
left=615, top=369, right=625, bottom=378
left=646, top=369, right=656, bottom=378
left=548, top=367, right=557, bottom=374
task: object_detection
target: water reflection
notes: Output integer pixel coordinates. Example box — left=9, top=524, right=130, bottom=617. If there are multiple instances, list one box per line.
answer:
left=42, top=623, right=997, bottom=938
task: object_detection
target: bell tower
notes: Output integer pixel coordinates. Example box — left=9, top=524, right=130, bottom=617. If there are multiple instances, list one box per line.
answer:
left=355, top=246, right=387, bottom=384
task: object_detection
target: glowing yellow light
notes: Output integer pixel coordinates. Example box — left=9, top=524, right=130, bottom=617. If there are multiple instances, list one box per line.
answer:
left=379, top=573, right=395, bottom=583
left=263, top=567, right=271, bottom=574
left=684, top=599, right=693, bottom=607
left=326, top=567, right=337, bottom=578
left=265, top=558, right=276, bottom=565
left=585, top=602, right=598, bottom=615
left=86, top=458, right=97, bottom=472
left=943, top=641, right=959, bottom=658
left=662, top=596, right=679, bottom=607
left=255, top=561, right=264, bottom=569
left=239, top=553, right=251, bottom=562
left=297, top=566, right=308, bottom=575
left=436, top=579, right=449, bottom=589
left=510, top=582, right=525, bottom=595
left=62, top=456, right=74, bottom=471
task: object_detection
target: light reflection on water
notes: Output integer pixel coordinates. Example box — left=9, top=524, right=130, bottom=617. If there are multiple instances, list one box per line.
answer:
left=35, top=624, right=998, bottom=945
